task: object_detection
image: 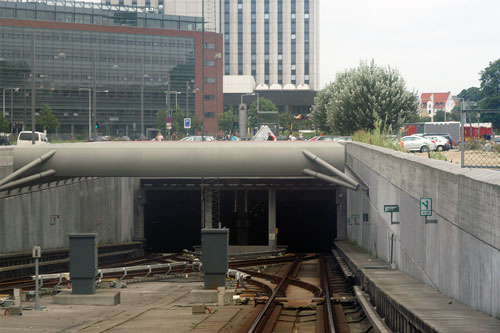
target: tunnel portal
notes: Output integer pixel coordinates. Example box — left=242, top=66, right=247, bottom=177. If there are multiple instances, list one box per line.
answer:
left=142, top=179, right=339, bottom=253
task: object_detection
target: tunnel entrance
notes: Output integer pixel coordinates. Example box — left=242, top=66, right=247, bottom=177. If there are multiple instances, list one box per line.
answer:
left=219, top=190, right=268, bottom=246
left=144, top=190, right=201, bottom=253
left=276, top=190, right=336, bottom=252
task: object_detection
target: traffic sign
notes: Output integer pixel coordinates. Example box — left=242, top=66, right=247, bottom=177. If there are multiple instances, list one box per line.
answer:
left=184, top=118, right=191, bottom=129
left=384, top=205, right=399, bottom=213
left=166, top=116, right=172, bottom=123
left=420, top=198, right=432, bottom=216
left=166, top=123, right=172, bottom=130
left=239, top=103, right=247, bottom=112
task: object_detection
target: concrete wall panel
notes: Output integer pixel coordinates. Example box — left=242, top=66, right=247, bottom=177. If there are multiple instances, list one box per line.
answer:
left=345, top=142, right=500, bottom=318
left=0, top=177, right=135, bottom=253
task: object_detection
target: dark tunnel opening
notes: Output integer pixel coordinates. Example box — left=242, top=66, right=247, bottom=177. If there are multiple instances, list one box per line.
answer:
left=276, top=190, right=337, bottom=252
left=219, top=190, right=269, bottom=246
left=143, top=188, right=337, bottom=254
left=144, top=190, right=201, bottom=253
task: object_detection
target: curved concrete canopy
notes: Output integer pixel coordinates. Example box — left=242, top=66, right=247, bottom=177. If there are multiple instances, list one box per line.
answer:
left=12, top=142, right=346, bottom=178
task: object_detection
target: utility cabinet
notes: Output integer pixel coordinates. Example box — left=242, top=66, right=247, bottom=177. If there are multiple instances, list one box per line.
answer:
left=69, top=233, right=98, bottom=294
left=201, top=228, right=228, bottom=289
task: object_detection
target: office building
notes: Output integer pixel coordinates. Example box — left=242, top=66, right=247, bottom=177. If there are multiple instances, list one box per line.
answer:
left=0, top=0, right=222, bottom=137
left=102, top=0, right=320, bottom=115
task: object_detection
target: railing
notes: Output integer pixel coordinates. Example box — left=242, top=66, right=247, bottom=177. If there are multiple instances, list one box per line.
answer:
left=31, top=261, right=203, bottom=289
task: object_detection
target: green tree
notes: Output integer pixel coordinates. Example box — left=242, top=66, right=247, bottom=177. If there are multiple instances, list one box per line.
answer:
left=248, top=97, right=278, bottom=129
left=458, top=87, right=481, bottom=102
left=279, top=111, right=294, bottom=134
left=313, top=89, right=333, bottom=132
left=155, top=108, right=168, bottom=136
left=433, top=110, right=445, bottom=122
left=315, top=60, right=419, bottom=135
left=0, top=115, right=10, bottom=132
left=37, top=104, right=60, bottom=132
left=478, top=58, right=500, bottom=128
left=217, top=109, right=237, bottom=133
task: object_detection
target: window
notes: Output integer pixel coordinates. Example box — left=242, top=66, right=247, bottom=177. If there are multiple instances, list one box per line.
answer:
left=204, top=77, right=216, bottom=83
left=204, top=94, right=215, bottom=101
left=204, top=43, right=215, bottom=49
left=204, top=60, right=215, bottom=67
left=205, top=112, right=215, bottom=118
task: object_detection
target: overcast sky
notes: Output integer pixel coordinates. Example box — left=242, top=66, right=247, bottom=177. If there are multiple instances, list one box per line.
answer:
left=320, top=0, right=500, bottom=95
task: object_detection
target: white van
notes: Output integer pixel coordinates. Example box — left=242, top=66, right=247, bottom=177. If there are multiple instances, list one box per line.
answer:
left=17, top=131, right=49, bottom=145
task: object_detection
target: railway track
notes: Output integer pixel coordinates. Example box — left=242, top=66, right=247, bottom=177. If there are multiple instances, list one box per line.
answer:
left=0, top=253, right=195, bottom=294
left=231, top=253, right=375, bottom=333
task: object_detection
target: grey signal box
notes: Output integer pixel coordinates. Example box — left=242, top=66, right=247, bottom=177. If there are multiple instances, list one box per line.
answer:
left=201, top=228, right=229, bottom=289
left=69, top=233, right=98, bottom=294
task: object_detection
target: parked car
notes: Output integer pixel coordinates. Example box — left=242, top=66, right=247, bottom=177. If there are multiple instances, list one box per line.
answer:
left=423, top=135, right=450, bottom=151
left=493, top=136, right=500, bottom=144
left=17, top=131, right=49, bottom=145
left=180, top=136, right=215, bottom=142
left=0, top=133, right=10, bottom=145
left=400, top=135, right=436, bottom=152
left=416, top=133, right=454, bottom=148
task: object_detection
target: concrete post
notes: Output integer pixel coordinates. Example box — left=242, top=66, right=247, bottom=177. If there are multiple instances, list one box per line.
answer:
left=203, top=190, right=213, bottom=228
left=336, top=188, right=347, bottom=239
left=268, top=189, right=277, bottom=250
left=133, top=178, right=145, bottom=242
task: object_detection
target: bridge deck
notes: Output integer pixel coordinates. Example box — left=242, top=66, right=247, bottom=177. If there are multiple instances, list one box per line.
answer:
left=335, top=241, right=500, bottom=332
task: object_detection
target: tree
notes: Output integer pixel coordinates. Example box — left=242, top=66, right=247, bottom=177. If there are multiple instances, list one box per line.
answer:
left=0, top=115, right=10, bottom=133
left=479, top=58, right=500, bottom=109
left=458, top=87, right=481, bottom=102
left=315, top=60, right=419, bottom=135
left=478, top=59, right=500, bottom=129
left=313, top=88, right=333, bottom=132
left=217, top=109, right=237, bottom=134
left=433, top=110, right=445, bottom=122
left=279, top=111, right=294, bottom=134
left=248, top=97, right=278, bottom=129
left=37, top=104, right=60, bottom=132
left=155, top=108, right=168, bottom=136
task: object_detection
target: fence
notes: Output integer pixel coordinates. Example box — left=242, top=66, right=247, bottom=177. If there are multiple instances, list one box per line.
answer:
left=460, top=109, right=500, bottom=169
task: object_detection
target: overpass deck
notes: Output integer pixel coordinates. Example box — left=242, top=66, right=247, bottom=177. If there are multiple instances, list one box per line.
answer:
left=335, top=241, right=500, bottom=333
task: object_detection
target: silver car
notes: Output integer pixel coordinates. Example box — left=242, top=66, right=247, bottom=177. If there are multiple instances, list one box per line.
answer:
left=400, top=135, right=437, bottom=152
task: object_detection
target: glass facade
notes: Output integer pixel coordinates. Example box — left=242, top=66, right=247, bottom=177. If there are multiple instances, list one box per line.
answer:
left=0, top=0, right=203, bottom=31
left=0, top=1, right=200, bottom=137
left=291, top=0, right=296, bottom=85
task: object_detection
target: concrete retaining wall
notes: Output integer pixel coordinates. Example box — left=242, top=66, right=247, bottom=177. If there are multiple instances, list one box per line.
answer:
left=0, top=148, right=135, bottom=253
left=345, top=142, right=500, bottom=318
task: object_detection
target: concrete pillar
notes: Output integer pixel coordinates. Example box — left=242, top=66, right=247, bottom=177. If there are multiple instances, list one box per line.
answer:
left=133, top=178, right=145, bottom=242
left=268, top=189, right=277, bottom=250
left=203, top=190, right=213, bottom=229
left=336, top=187, right=347, bottom=239
left=70, top=124, right=74, bottom=136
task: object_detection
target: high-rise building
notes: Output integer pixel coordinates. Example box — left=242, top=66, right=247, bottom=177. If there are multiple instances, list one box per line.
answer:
left=102, top=0, right=320, bottom=118
left=104, top=0, right=318, bottom=90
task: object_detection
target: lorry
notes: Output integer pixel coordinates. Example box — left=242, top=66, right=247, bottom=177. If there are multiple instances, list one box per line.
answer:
left=405, top=122, right=460, bottom=146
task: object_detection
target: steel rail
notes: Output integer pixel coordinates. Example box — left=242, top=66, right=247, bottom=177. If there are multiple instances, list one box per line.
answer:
left=321, top=255, right=336, bottom=333
left=248, top=256, right=301, bottom=333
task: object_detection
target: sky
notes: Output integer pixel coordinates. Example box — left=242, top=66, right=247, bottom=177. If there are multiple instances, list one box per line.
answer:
left=320, top=0, right=500, bottom=95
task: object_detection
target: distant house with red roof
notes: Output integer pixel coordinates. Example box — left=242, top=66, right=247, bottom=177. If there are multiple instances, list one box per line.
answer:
left=420, top=92, right=456, bottom=120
